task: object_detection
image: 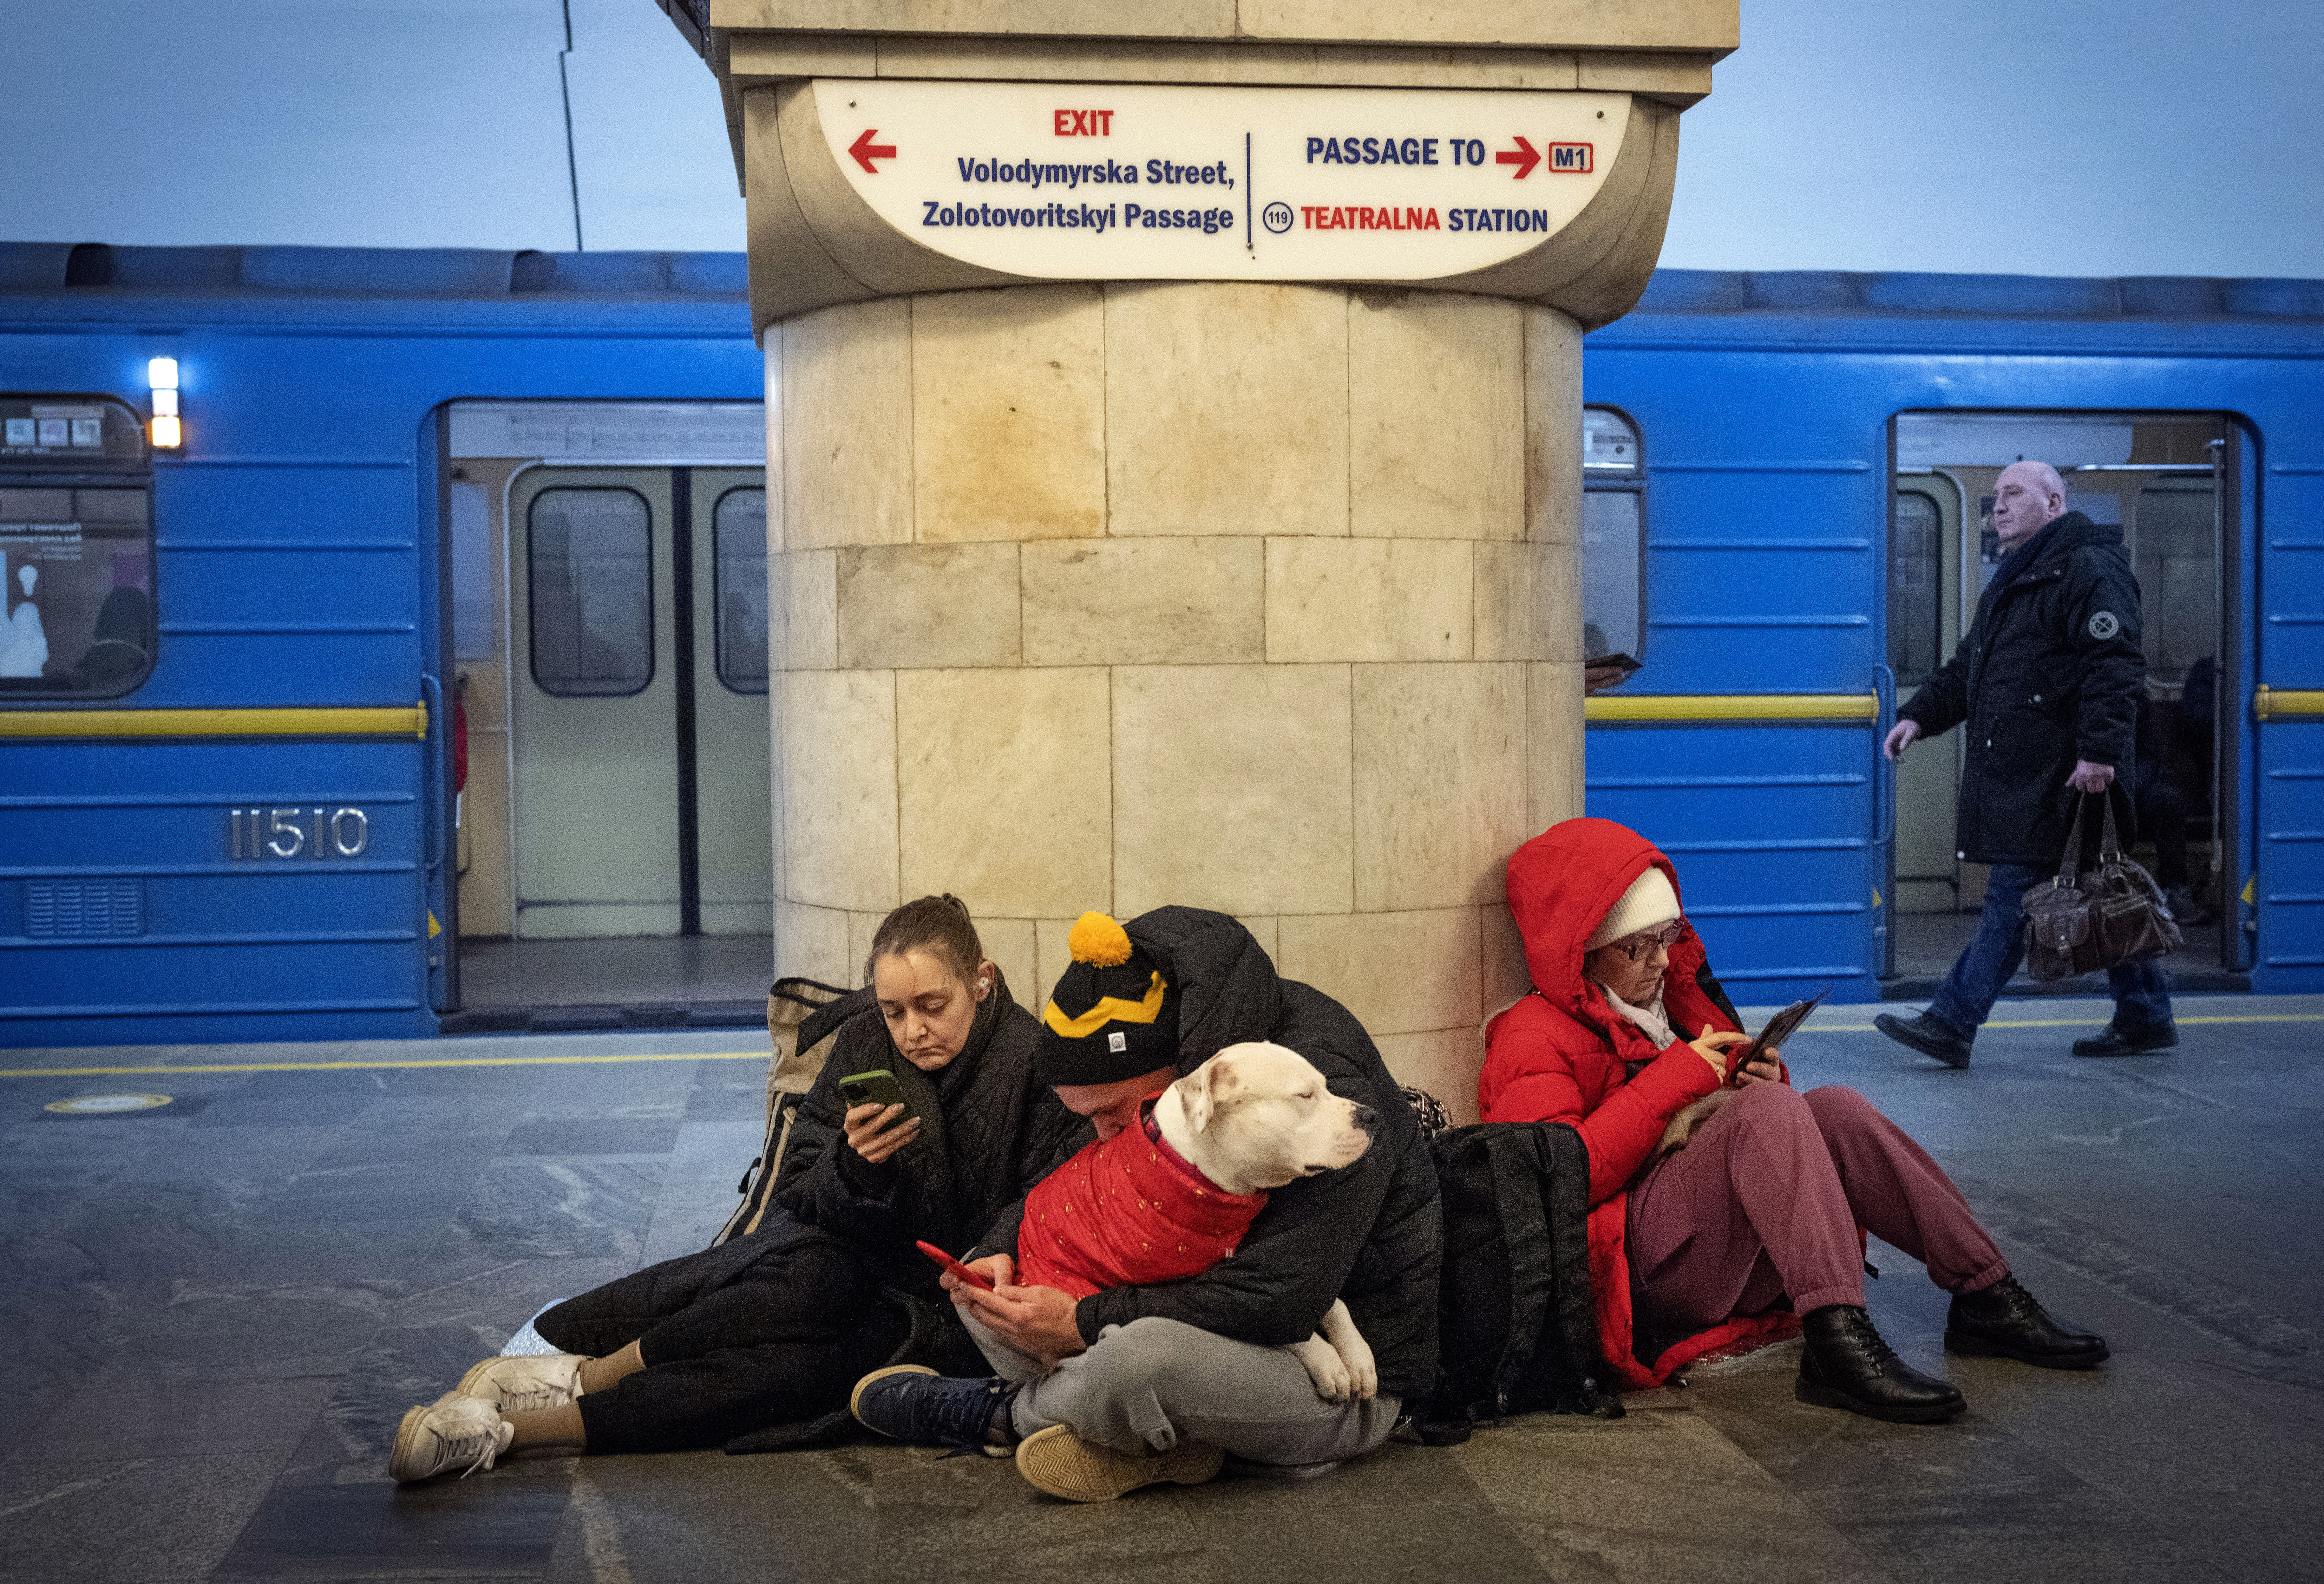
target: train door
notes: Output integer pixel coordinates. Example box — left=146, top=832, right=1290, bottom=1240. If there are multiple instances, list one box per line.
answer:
left=441, top=403, right=770, bottom=1016
left=1887, top=412, right=2239, bottom=981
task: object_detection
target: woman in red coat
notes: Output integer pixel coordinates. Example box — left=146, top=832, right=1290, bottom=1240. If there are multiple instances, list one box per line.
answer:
left=1479, top=817, right=2106, bottom=1422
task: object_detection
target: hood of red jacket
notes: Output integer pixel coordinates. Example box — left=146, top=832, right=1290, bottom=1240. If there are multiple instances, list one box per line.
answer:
left=1505, top=817, right=1708, bottom=1030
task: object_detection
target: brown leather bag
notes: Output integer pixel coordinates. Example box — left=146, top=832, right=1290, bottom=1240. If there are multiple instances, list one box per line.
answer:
left=2021, top=791, right=2182, bottom=980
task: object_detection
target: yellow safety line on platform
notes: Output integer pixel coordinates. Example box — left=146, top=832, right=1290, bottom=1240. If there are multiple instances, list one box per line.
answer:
left=1586, top=693, right=1880, bottom=723
left=0, top=704, right=428, bottom=739
left=2253, top=686, right=2324, bottom=721
left=3, top=1011, right=2320, bottom=1080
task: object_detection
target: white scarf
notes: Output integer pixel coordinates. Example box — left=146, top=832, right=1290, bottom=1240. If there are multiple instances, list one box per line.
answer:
left=1593, top=979, right=1675, bottom=1049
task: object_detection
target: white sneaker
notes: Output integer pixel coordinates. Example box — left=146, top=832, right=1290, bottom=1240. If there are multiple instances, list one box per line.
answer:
left=389, top=1392, right=516, bottom=1482
left=458, top=1352, right=586, bottom=1413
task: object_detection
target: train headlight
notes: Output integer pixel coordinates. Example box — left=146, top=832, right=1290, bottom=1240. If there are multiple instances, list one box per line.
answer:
left=147, top=356, right=182, bottom=449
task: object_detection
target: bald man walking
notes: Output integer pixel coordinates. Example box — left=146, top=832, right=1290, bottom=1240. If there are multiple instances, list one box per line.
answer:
left=1877, top=462, right=2174, bottom=1066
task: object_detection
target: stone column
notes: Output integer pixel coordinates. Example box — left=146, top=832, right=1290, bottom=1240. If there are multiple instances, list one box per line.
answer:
left=694, top=4, right=1733, bottom=1122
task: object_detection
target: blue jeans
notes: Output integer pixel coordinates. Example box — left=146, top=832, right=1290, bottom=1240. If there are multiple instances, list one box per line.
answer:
left=1926, top=861, right=2174, bottom=1040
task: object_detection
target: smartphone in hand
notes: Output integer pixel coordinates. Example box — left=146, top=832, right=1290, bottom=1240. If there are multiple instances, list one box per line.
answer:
left=916, top=1240, right=994, bottom=1291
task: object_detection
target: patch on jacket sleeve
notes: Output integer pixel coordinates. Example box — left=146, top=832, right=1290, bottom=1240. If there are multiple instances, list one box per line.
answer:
left=2087, top=610, right=2121, bottom=640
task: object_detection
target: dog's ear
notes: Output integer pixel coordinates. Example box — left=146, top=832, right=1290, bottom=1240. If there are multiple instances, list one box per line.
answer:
left=1184, top=1053, right=1236, bottom=1134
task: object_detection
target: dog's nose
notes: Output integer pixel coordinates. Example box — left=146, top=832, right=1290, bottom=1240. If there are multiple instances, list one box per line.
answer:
left=1354, top=1104, right=1377, bottom=1130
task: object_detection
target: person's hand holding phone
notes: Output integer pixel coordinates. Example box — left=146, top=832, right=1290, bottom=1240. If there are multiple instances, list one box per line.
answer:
left=1729, top=1051, right=1783, bottom=1086
left=940, top=1252, right=1014, bottom=1296
left=842, top=1100, right=921, bottom=1163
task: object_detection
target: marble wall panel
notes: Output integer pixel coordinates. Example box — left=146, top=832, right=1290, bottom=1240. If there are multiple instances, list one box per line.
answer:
left=1105, top=283, right=1349, bottom=537
left=835, top=543, right=1021, bottom=669
left=782, top=298, right=914, bottom=549
left=977, top=916, right=1041, bottom=1012
left=775, top=897, right=850, bottom=984
left=1524, top=305, right=1584, bottom=545
left=780, top=669, right=898, bottom=911
left=1034, top=915, right=1079, bottom=1010
left=1022, top=537, right=1264, bottom=666
left=1527, top=660, right=1587, bottom=835
left=1265, top=538, right=1472, bottom=663
left=1474, top=539, right=1548, bottom=662
left=1111, top=663, right=1353, bottom=917
left=911, top=286, right=1107, bottom=543
left=1373, top=1026, right=1486, bottom=1126
left=895, top=666, right=1112, bottom=919
left=1353, top=662, right=1528, bottom=911
left=1277, top=906, right=1482, bottom=1035
left=1348, top=292, right=1523, bottom=541
left=775, top=549, right=837, bottom=670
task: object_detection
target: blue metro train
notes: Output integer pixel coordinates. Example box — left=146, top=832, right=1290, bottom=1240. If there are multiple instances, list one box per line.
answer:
left=4, top=245, right=2320, bottom=1045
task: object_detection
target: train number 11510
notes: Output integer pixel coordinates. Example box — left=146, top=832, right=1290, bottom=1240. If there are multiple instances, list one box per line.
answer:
left=228, top=806, right=372, bottom=860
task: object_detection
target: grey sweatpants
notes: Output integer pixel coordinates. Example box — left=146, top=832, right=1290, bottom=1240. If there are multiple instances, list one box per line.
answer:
left=963, top=1310, right=1401, bottom=1467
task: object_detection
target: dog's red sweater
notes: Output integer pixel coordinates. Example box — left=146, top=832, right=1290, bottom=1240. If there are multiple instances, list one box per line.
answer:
left=1016, top=1098, right=1269, bottom=1298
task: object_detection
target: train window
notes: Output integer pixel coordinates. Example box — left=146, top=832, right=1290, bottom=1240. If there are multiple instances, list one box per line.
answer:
left=0, top=394, right=156, bottom=698
left=1583, top=408, right=1641, bottom=475
left=528, top=487, right=653, bottom=696
left=1581, top=405, right=1646, bottom=660
left=1891, top=491, right=1944, bottom=689
left=713, top=487, right=768, bottom=695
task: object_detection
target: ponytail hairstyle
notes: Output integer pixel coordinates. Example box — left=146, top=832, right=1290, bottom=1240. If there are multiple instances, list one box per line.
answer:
left=863, top=893, right=987, bottom=992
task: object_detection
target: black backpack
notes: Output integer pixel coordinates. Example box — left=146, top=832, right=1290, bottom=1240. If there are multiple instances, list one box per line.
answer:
left=1417, top=1119, right=1620, bottom=1442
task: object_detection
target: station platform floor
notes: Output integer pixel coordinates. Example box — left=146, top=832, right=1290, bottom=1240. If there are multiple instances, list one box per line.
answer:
left=4, top=995, right=2320, bottom=1583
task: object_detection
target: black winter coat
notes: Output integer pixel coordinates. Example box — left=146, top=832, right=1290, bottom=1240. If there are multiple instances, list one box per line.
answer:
left=980, top=908, right=1444, bottom=1401
left=1897, top=512, right=2147, bottom=866
left=772, top=971, right=1091, bottom=1299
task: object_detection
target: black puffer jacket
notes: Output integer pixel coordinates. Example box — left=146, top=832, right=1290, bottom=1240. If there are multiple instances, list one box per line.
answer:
left=981, top=908, right=1444, bottom=1402
left=773, top=970, right=1090, bottom=1298
left=1897, top=511, right=2147, bottom=866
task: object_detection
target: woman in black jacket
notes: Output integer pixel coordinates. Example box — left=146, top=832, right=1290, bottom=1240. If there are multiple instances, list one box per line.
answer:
left=389, top=896, right=1085, bottom=1480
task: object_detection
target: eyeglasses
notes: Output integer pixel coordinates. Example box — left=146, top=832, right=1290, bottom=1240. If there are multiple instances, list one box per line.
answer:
left=1607, top=922, right=1685, bottom=963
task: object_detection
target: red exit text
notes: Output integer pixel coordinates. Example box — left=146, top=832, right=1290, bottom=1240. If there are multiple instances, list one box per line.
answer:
left=1054, top=110, right=1114, bottom=136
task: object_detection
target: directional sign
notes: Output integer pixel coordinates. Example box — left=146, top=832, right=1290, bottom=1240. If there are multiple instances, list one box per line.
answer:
left=848, top=128, right=896, bottom=174
left=810, top=79, right=1628, bottom=283
left=1495, top=137, right=1541, bottom=179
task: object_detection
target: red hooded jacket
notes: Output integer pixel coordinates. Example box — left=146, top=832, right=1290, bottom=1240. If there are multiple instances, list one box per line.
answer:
left=1478, top=817, right=1799, bottom=1389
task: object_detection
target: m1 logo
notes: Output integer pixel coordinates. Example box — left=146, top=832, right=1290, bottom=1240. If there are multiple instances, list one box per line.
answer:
left=1547, top=141, right=1593, bottom=173
left=1054, top=109, right=1114, bottom=136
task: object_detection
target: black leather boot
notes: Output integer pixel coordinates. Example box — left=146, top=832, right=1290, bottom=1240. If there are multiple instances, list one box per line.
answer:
left=1874, top=1012, right=1972, bottom=1069
left=1945, top=1274, right=2109, bottom=1368
left=1795, top=1305, right=1966, bottom=1423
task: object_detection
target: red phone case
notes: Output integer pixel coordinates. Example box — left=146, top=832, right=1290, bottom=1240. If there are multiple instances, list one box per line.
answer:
left=915, top=1240, right=993, bottom=1290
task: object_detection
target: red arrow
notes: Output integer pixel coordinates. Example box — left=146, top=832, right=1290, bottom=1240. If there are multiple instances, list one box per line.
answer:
left=849, top=128, right=897, bottom=174
left=1494, top=136, right=1540, bottom=179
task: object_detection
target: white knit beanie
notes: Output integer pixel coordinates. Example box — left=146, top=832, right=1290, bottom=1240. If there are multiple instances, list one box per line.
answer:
left=1585, top=866, right=1682, bottom=951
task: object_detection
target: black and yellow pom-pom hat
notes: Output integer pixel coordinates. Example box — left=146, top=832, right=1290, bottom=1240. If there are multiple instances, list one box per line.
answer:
left=1035, top=912, right=1181, bottom=1086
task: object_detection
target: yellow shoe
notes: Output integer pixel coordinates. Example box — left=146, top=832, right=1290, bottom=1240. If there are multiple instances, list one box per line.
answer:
left=1014, top=1423, right=1224, bottom=1502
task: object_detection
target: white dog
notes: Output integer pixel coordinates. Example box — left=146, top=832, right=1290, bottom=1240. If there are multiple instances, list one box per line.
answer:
left=1150, top=1041, right=1381, bottom=1403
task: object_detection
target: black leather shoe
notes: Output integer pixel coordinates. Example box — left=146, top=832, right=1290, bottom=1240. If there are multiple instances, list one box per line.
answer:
left=1945, top=1274, right=2109, bottom=1369
left=2071, top=1022, right=2178, bottom=1057
left=1874, top=1012, right=1973, bottom=1069
left=1795, top=1305, right=1966, bottom=1423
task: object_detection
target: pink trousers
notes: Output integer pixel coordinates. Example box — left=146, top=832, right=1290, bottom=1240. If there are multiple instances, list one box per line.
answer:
left=1626, top=1082, right=2009, bottom=1328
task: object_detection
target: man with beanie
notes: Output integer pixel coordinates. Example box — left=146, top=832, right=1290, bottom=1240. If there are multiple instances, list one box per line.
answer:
left=1878, top=460, right=2175, bottom=1067
left=850, top=908, right=1441, bottom=1502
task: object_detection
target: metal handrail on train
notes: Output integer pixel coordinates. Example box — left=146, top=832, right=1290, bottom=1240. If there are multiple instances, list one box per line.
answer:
left=1584, top=693, right=1880, bottom=723
left=0, top=704, right=430, bottom=739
